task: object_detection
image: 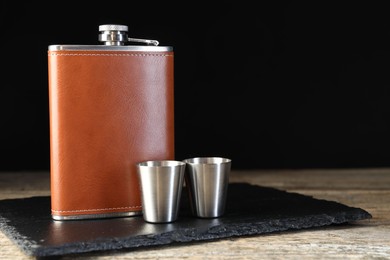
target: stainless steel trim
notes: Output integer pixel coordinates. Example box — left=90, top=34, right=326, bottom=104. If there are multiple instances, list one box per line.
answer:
left=48, top=45, right=172, bottom=51
left=52, top=210, right=142, bottom=221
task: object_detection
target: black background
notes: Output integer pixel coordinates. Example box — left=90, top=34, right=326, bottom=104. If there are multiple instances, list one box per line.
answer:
left=1, top=1, right=390, bottom=171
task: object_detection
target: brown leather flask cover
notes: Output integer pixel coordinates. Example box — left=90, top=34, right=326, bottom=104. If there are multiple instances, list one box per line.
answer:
left=48, top=49, right=174, bottom=219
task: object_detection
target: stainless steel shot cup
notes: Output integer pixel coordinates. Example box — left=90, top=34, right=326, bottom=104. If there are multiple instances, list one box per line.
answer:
left=183, top=157, right=231, bottom=218
left=136, top=160, right=186, bottom=223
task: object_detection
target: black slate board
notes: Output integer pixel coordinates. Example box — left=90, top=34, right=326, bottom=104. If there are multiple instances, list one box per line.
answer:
left=0, top=183, right=372, bottom=257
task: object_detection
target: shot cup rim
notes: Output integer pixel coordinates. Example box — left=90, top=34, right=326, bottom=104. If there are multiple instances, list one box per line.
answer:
left=136, top=160, right=186, bottom=168
left=182, top=157, right=231, bottom=165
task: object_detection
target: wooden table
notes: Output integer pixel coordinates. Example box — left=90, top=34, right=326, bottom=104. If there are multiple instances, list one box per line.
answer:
left=1, top=168, right=389, bottom=259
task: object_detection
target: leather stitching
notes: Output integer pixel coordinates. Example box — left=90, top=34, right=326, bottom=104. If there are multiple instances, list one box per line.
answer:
left=52, top=206, right=142, bottom=213
left=49, top=53, right=172, bottom=57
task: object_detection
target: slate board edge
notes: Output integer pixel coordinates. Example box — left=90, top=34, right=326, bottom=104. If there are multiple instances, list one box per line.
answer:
left=0, top=208, right=371, bottom=257
left=0, top=214, right=40, bottom=256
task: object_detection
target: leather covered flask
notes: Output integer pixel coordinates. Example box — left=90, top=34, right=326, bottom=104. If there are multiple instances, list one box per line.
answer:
left=47, top=24, right=175, bottom=220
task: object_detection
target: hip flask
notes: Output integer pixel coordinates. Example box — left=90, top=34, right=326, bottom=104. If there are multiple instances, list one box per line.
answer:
left=47, top=24, right=175, bottom=220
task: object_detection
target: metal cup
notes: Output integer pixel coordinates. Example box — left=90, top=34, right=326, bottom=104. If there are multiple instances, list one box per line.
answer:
left=183, top=157, right=231, bottom=218
left=136, top=160, right=186, bottom=223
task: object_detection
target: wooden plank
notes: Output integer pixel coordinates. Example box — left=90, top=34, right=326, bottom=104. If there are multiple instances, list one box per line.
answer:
left=229, top=168, right=390, bottom=190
